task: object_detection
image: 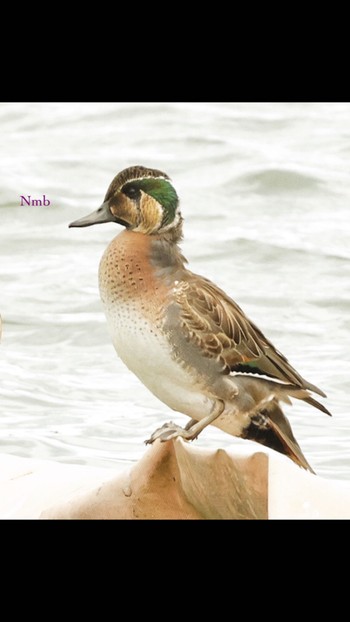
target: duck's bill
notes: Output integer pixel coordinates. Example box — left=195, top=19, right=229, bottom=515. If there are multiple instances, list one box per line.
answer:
left=69, top=201, right=112, bottom=228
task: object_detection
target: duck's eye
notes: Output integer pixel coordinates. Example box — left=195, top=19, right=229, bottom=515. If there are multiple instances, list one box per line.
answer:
left=123, top=185, right=140, bottom=200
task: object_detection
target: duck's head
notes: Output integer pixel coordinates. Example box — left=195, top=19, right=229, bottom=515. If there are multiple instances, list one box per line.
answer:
left=69, top=165, right=182, bottom=239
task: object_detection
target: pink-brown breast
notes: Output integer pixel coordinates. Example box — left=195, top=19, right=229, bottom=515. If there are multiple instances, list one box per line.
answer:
left=98, top=230, right=171, bottom=324
left=98, top=230, right=216, bottom=420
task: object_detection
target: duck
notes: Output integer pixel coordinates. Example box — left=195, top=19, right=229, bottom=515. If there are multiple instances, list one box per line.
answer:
left=69, top=165, right=331, bottom=473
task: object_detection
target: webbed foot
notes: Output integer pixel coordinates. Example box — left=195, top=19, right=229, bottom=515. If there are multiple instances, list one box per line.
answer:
left=145, top=421, right=196, bottom=445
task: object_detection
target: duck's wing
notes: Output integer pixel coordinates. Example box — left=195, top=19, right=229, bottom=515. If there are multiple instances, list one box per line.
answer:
left=173, top=273, right=327, bottom=399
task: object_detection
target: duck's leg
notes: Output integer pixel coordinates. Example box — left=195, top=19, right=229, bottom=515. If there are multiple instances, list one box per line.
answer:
left=145, top=400, right=225, bottom=444
left=185, top=418, right=198, bottom=430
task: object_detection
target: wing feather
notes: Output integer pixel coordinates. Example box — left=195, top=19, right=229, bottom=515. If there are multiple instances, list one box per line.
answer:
left=174, top=274, right=325, bottom=396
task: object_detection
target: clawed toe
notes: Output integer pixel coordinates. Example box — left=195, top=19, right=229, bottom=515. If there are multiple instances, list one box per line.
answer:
left=145, top=421, right=191, bottom=445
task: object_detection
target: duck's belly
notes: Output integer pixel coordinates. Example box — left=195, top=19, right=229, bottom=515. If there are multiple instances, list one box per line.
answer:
left=105, top=310, right=251, bottom=436
left=104, top=305, right=214, bottom=420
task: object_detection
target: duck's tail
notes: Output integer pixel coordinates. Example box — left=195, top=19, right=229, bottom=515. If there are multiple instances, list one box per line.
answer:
left=241, top=400, right=315, bottom=473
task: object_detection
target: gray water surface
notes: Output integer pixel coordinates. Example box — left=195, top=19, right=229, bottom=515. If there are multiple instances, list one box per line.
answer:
left=0, top=102, right=349, bottom=479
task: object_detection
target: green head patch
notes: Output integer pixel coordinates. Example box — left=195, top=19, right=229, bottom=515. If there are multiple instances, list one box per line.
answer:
left=123, top=177, right=179, bottom=227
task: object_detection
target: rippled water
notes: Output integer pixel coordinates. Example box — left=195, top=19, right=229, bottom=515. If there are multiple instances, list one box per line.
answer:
left=1, top=102, right=349, bottom=479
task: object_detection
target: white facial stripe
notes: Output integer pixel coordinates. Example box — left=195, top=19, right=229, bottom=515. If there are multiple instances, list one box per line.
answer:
left=123, top=175, right=171, bottom=186
left=159, top=211, right=181, bottom=232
